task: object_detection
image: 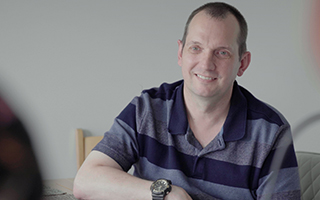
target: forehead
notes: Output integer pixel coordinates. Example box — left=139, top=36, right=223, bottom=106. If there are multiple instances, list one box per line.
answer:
left=186, top=11, right=240, bottom=47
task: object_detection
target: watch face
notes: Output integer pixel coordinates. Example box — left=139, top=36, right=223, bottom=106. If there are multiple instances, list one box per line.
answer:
left=151, top=179, right=170, bottom=194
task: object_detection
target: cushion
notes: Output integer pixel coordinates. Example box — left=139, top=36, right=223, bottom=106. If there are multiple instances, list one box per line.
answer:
left=296, top=151, right=320, bottom=199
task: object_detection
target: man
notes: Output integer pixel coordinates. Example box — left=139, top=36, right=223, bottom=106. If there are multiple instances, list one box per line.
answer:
left=74, top=2, right=300, bottom=199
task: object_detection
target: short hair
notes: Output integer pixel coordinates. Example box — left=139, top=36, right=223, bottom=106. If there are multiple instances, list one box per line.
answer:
left=181, top=2, right=248, bottom=58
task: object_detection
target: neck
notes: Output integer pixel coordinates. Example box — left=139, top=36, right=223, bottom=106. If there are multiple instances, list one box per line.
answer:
left=183, top=85, right=233, bottom=147
left=183, top=86, right=232, bottom=120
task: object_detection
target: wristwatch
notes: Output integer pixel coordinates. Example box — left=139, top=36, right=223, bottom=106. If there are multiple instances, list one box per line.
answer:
left=150, top=178, right=172, bottom=200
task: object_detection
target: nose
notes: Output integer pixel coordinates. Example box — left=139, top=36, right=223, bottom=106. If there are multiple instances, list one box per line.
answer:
left=201, top=51, right=216, bottom=70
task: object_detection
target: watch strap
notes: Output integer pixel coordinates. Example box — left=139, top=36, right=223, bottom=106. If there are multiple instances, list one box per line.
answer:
left=152, top=194, right=165, bottom=200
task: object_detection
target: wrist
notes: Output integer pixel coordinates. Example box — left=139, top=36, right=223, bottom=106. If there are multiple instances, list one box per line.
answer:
left=150, top=179, right=172, bottom=200
left=165, top=185, right=192, bottom=200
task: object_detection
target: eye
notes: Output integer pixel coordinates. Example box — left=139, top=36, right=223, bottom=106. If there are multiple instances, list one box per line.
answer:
left=189, top=46, right=201, bottom=53
left=215, top=49, right=231, bottom=59
left=219, top=51, right=227, bottom=55
left=192, top=47, right=199, bottom=51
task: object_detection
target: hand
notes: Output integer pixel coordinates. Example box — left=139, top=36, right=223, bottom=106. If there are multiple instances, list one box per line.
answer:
left=165, top=185, right=193, bottom=200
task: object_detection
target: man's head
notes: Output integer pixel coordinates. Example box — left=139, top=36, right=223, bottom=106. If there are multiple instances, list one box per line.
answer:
left=177, top=2, right=251, bottom=101
left=181, top=2, right=248, bottom=59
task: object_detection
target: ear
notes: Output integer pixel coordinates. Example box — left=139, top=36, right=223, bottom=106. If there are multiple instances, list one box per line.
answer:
left=237, top=51, right=251, bottom=77
left=177, top=40, right=183, bottom=67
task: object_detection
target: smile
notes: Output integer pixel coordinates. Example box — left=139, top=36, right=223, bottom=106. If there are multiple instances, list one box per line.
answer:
left=196, top=74, right=213, bottom=80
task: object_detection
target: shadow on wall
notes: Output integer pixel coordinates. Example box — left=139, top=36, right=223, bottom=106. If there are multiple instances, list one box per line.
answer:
left=292, top=112, right=320, bottom=140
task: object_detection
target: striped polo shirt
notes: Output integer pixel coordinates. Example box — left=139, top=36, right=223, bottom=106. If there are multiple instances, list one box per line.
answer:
left=93, top=80, right=300, bottom=199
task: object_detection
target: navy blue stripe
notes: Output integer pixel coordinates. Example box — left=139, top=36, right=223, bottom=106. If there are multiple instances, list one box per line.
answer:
left=138, top=134, right=260, bottom=189
left=260, top=144, right=298, bottom=177
left=204, top=158, right=260, bottom=189
left=117, top=103, right=136, bottom=132
left=241, top=87, right=284, bottom=127
left=247, top=109, right=283, bottom=127
left=142, top=80, right=183, bottom=101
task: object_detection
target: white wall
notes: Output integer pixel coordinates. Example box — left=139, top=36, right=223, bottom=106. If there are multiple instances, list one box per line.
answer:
left=1, top=0, right=319, bottom=179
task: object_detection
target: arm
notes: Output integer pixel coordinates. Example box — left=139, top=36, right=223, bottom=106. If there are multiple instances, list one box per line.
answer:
left=73, top=150, right=151, bottom=200
left=73, top=151, right=192, bottom=200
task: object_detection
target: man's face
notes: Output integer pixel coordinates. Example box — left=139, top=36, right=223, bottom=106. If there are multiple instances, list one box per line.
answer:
left=178, top=11, right=250, bottom=100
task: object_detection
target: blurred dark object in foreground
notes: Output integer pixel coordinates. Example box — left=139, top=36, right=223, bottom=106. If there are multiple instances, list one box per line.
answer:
left=0, top=95, right=43, bottom=199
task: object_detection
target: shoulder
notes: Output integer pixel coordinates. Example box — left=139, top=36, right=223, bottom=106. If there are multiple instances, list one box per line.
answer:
left=140, top=80, right=183, bottom=101
left=118, top=80, right=183, bottom=122
left=131, top=80, right=183, bottom=110
left=239, top=85, right=289, bottom=127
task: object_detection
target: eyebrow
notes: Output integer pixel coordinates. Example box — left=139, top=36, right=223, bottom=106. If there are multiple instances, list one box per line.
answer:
left=186, top=41, right=202, bottom=46
left=186, top=41, right=234, bottom=51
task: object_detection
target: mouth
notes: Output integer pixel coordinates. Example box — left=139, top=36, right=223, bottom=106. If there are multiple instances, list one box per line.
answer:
left=196, top=74, right=214, bottom=80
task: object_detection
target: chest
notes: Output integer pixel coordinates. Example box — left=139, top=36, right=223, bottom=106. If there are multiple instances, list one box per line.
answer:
left=136, top=133, right=261, bottom=199
left=188, top=118, right=225, bottom=148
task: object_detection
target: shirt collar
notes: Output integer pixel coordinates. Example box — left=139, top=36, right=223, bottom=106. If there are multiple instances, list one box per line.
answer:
left=168, top=81, right=247, bottom=142
left=223, top=81, right=247, bottom=141
left=168, top=81, right=188, bottom=135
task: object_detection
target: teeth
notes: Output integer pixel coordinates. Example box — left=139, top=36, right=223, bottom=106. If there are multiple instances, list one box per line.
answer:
left=197, top=74, right=212, bottom=80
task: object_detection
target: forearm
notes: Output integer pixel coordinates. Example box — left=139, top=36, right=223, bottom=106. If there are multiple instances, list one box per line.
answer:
left=73, top=152, right=152, bottom=200
left=73, top=151, right=193, bottom=200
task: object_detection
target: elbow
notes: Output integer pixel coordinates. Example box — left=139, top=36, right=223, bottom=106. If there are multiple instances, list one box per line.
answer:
left=73, top=176, right=87, bottom=199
